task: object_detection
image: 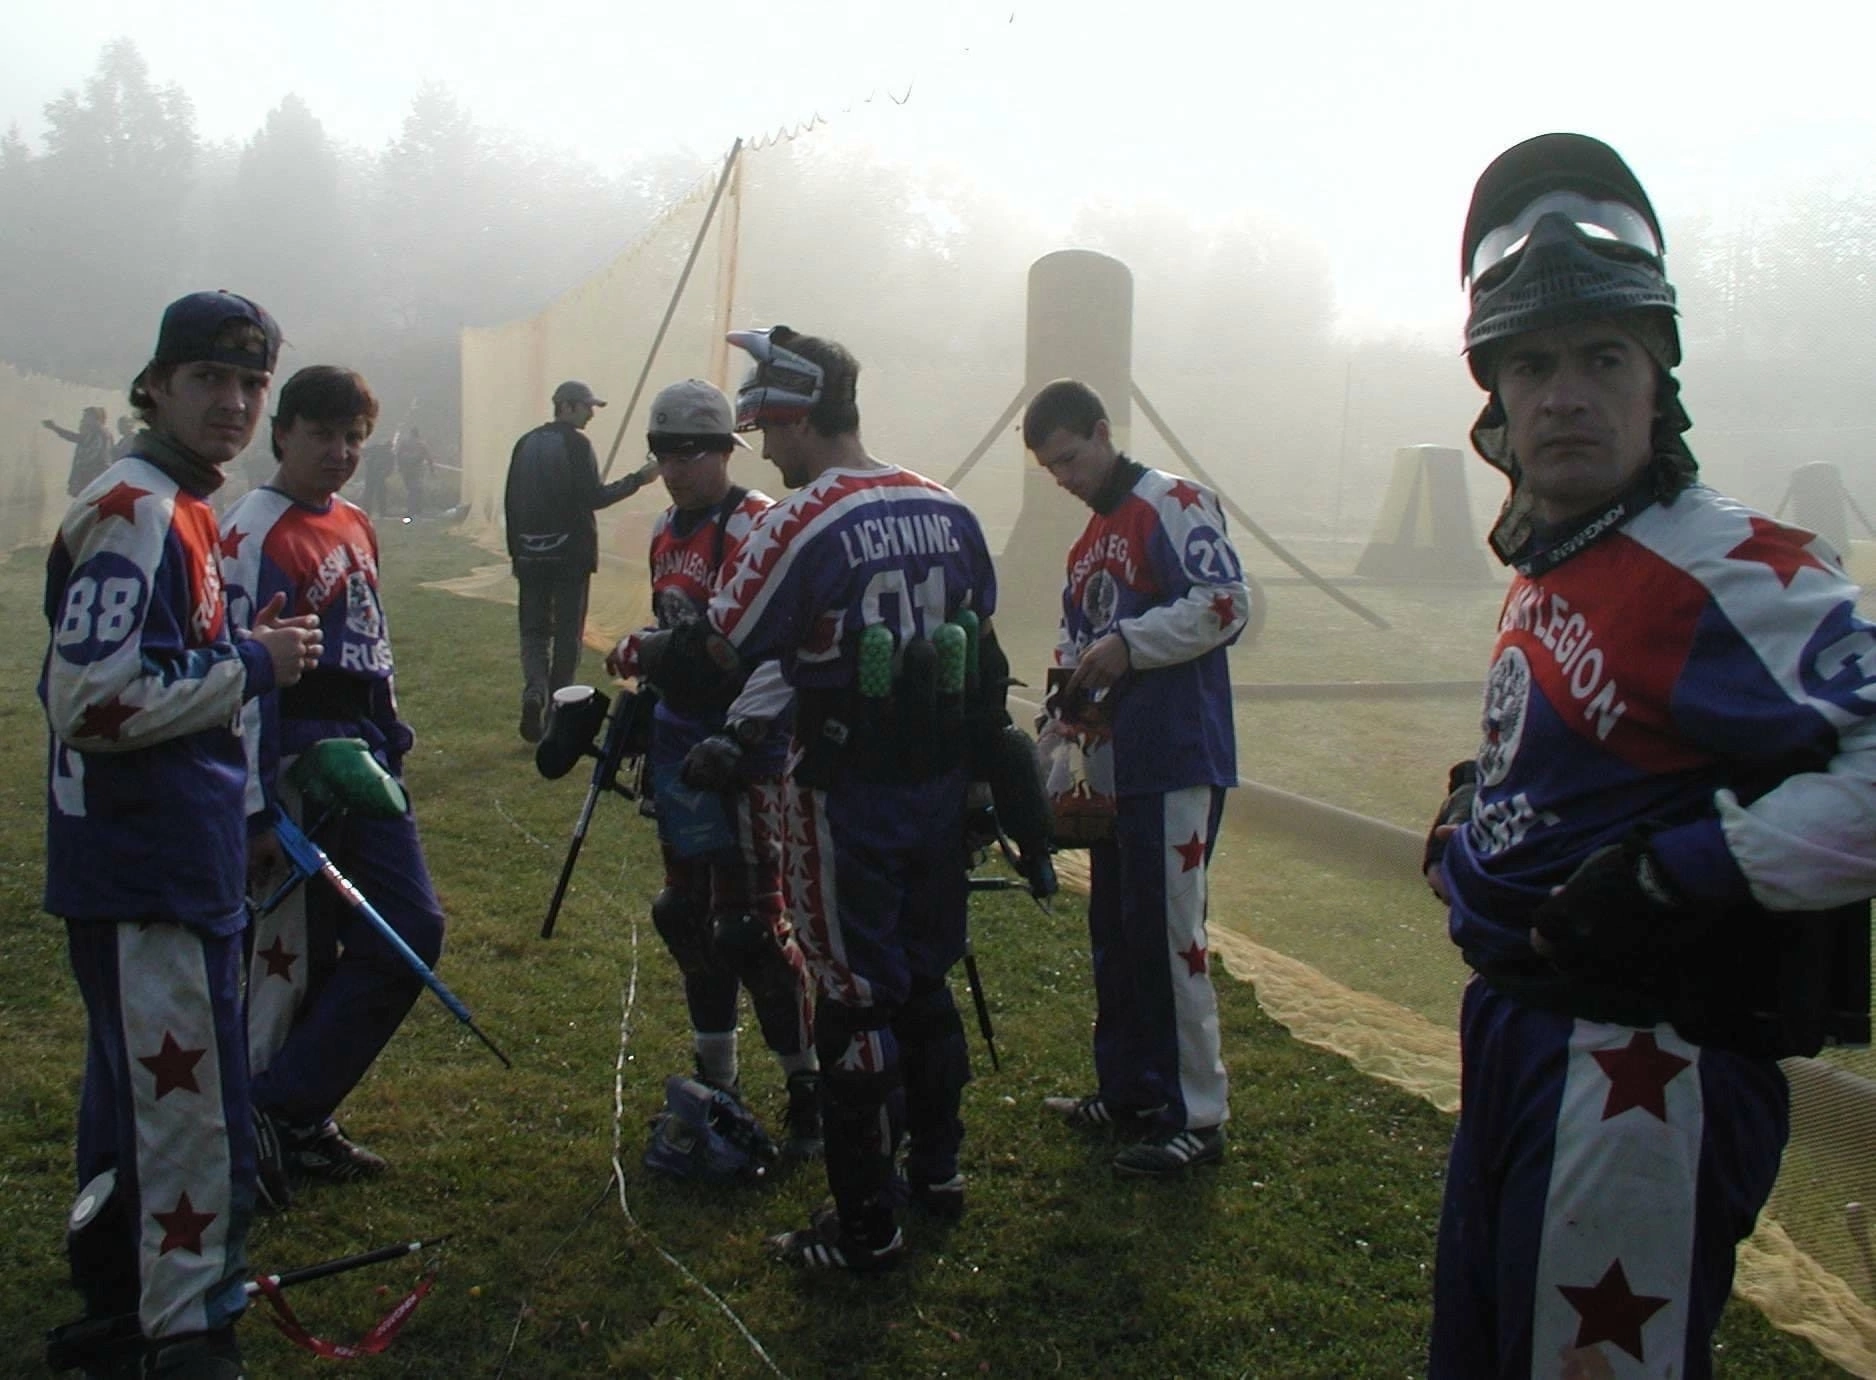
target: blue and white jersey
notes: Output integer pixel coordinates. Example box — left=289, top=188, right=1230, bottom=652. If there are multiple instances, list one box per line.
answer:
left=707, top=464, right=997, bottom=685
left=40, top=456, right=273, bottom=931
left=1445, top=483, right=1876, bottom=968
left=1055, top=466, right=1249, bottom=797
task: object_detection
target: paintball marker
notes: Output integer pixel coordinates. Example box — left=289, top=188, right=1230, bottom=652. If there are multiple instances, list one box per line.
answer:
left=535, top=683, right=658, bottom=938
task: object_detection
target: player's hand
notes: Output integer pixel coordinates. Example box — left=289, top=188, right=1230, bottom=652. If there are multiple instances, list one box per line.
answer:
left=1064, top=634, right=1130, bottom=700
left=1422, top=762, right=1478, bottom=904
left=606, top=632, right=641, bottom=680
left=251, top=591, right=323, bottom=687
left=1529, top=833, right=1702, bottom=972
left=681, top=734, right=743, bottom=791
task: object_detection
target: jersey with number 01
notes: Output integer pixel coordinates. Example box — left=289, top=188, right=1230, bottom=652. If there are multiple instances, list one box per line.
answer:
left=39, top=457, right=265, bottom=933
left=1057, top=466, right=1249, bottom=797
left=707, top=464, right=997, bottom=689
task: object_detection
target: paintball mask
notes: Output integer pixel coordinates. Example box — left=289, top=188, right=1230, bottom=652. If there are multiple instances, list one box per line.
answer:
left=727, top=326, right=824, bottom=431
left=1461, top=133, right=1678, bottom=386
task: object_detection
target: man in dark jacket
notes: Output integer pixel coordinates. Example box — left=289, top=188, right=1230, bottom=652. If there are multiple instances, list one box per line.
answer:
left=504, top=379, right=657, bottom=741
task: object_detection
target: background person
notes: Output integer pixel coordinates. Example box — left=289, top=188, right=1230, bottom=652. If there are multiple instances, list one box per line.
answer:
left=604, top=377, right=819, bottom=1157
left=221, top=364, right=447, bottom=1195
left=40, top=291, right=320, bottom=1378
left=1424, top=132, right=1876, bottom=1379
left=504, top=379, right=657, bottom=743
left=1024, top=378, right=1251, bottom=1178
left=44, top=405, right=114, bottom=496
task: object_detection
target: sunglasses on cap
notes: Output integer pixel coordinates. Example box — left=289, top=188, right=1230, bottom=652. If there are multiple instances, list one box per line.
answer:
left=1467, top=190, right=1662, bottom=287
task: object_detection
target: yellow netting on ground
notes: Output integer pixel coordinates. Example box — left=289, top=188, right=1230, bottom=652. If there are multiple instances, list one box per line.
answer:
left=0, top=363, right=121, bottom=554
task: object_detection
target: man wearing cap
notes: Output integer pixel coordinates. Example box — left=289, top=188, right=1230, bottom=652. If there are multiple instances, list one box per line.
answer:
left=504, top=380, right=659, bottom=742
left=635, top=328, right=1015, bottom=1271
left=603, top=378, right=820, bottom=1158
left=44, top=406, right=116, bottom=497
left=40, top=291, right=323, bottom=1378
left=1423, top=134, right=1876, bottom=1378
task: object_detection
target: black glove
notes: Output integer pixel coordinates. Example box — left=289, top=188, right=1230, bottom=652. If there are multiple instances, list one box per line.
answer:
left=1423, top=760, right=1479, bottom=876
left=681, top=733, right=744, bottom=791
left=1530, top=832, right=1706, bottom=975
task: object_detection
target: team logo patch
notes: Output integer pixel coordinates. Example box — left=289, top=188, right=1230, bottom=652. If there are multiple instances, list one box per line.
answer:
left=54, top=553, right=150, bottom=665
left=343, top=571, right=383, bottom=640
left=1082, top=569, right=1120, bottom=633
left=1477, top=645, right=1530, bottom=786
left=657, top=588, right=702, bottom=629
left=1181, top=523, right=1241, bottom=585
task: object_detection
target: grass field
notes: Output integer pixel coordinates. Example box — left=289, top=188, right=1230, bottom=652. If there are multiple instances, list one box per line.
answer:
left=0, top=521, right=1848, bottom=1377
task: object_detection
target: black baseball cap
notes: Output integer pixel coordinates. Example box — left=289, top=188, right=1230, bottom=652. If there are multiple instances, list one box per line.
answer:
left=150, top=291, right=283, bottom=373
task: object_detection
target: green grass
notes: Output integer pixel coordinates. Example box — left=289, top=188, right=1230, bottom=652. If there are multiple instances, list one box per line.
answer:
left=0, top=524, right=1845, bottom=1377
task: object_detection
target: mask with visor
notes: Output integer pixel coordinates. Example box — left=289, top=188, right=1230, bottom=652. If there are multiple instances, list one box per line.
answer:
left=727, top=326, right=825, bottom=431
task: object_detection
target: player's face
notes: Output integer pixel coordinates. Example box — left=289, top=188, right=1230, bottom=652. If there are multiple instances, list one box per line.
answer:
left=274, top=413, right=369, bottom=505
left=1496, top=318, right=1659, bottom=525
left=1033, top=419, right=1119, bottom=508
left=148, top=361, right=271, bottom=465
left=759, top=420, right=812, bottom=489
left=657, top=447, right=731, bottom=510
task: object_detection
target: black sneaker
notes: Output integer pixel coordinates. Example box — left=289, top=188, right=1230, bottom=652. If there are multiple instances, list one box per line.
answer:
left=781, top=1071, right=823, bottom=1160
left=276, top=1117, right=388, bottom=1183
left=768, top=1203, right=904, bottom=1273
left=1112, top=1125, right=1225, bottom=1179
left=1042, top=1093, right=1167, bottom=1134
left=907, top=1172, right=966, bottom=1221
left=518, top=692, right=545, bottom=745
left=250, top=1108, right=292, bottom=1213
left=147, top=1328, right=246, bottom=1379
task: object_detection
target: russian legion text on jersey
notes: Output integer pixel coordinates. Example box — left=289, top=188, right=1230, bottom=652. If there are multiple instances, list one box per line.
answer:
left=1445, top=484, right=1876, bottom=968
left=707, top=465, right=998, bottom=682
left=1057, top=467, right=1248, bottom=797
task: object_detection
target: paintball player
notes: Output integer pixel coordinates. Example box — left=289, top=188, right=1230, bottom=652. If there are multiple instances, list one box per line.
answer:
left=392, top=423, right=432, bottom=522
left=41, top=291, right=321, bottom=1378
left=45, top=405, right=115, bottom=496
left=1024, top=379, right=1251, bottom=1178
left=505, top=379, right=659, bottom=743
left=1423, top=133, right=1876, bottom=1378
left=639, top=327, right=1010, bottom=1271
left=220, top=365, right=447, bottom=1194
left=602, top=377, right=820, bottom=1156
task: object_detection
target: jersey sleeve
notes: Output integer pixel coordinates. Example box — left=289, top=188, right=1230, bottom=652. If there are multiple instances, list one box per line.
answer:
left=43, top=475, right=258, bottom=754
left=1116, top=479, right=1252, bottom=670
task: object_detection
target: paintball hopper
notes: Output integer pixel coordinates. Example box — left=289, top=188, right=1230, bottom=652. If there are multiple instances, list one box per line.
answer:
left=286, top=738, right=408, bottom=818
left=536, top=686, right=611, bottom=780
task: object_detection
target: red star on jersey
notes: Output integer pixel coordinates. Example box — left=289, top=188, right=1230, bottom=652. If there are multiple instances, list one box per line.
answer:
left=77, top=696, right=141, bottom=742
left=137, top=1032, right=207, bottom=1100
left=1167, top=480, right=1205, bottom=510
left=1172, top=832, right=1207, bottom=872
left=1558, top=1259, right=1670, bottom=1362
left=90, top=482, right=151, bottom=524
left=1592, top=1030, right=1691, bottom=1121
left=1209, top=593, right=1237, bottom=629
left=153, top=1192, right=217, bottom=1255
left=256, top=934, right=299, bottom=980
left=1178, top=941, right=1209, bottom=976
left=1725, top=516, right=1829, bottom=588
left=219, top=526, right=248, bottom=560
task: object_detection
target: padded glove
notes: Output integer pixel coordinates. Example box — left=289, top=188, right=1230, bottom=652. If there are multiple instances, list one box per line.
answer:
left=682, top=733, right=744, bottom=791
left=1530, top=831, right=1706, bottom=974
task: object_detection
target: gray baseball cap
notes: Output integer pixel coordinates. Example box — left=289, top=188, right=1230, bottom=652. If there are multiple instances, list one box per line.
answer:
left=552, top=380, right=606, bottom=407
left=648, top=379, right=749, bottom=448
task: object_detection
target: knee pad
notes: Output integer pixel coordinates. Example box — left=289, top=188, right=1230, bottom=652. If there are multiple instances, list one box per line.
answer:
left=651, top=887, right=713, bottom=976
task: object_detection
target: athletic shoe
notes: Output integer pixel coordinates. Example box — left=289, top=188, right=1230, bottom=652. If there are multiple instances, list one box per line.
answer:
left=518, top=691, right=546, bottom=745
left=768, top=1204, right=904, bottom=1273
left=114, top=1328, right=246, bottom=1379
left=781, top=1070, right=823, bottom=1160
left=250, top=1108, right=292, bottom=1213
left=1112, top=1125, right=1225, bottom=1179
left=275, top=1117, right=388, bottom=1183
left=907, top=1172, right=967, bottom=1221
left=1042, top=1093, right=1167, bottom=1133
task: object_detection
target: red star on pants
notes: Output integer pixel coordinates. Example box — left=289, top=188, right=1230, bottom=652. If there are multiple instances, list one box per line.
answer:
left=256, top=934, right=299, bottom=980
left=136, top=1032, right=206, bottom=1099
left=1172, top=832, right=1207, bottom=872
left=219, top=526, right=248, bottom=560
left=76, top=697, right=141, bottom=742
left=1725, top=515, right=1829, bottom=587
left=1167, top=480, right=1204, bottom=510
left=1178, top=941, right=1209, bottom=976
left=90, top=482, right=150, bottom=524
left=1209, top=593, right=1237, bottom=629
left=1591, top=1031, right=1691, bottom=1122
left=153, top=1193, right=217, bottom=1255
left=1558, top=1259, right=1670, bottom=1362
